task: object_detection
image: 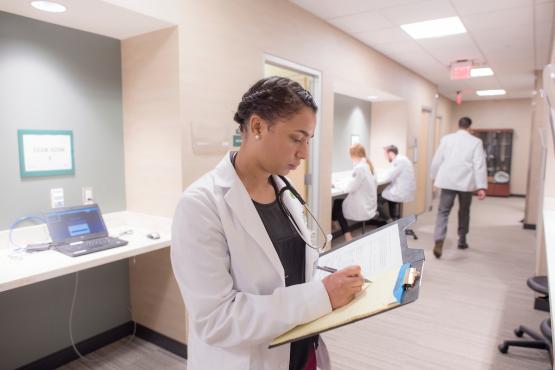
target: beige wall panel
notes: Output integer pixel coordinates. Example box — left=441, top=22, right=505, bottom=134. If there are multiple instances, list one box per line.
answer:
left=453, top=99, right=533, bottom=195
left=122, top=28, right=186, bottom=343
left=122, top=27, right=182, bottom=217
left=107, top=0, right=440, bottom=233
left=129, top=247, right=188, bottom=343
left=369, top=101, right=408, bottom=170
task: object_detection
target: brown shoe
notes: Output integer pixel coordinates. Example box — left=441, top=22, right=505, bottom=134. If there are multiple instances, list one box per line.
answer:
left=433, top=240, right=444, bottom=258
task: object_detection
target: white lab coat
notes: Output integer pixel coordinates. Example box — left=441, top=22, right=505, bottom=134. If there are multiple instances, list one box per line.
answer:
left=171, top=154, right=332, bottom=370
left=381, top=154, right=416, bottom=203
left=342, top=159, right=378, bottom=221
left=430, top=129, right=488, bottom=192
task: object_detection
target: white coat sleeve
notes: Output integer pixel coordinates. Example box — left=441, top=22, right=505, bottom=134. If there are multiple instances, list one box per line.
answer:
left=430, top=140, right=444, bottom=179
left=381, top=162, right=403, bottom=183
left=473, top=142, right=488, bottom=190
left=170, top=192, right=332, bottom=349
left=344, top=167, right=364, bottom=194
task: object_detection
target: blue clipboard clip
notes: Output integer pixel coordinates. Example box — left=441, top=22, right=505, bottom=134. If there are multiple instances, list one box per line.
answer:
left=393, top=263, right=421, bottom=303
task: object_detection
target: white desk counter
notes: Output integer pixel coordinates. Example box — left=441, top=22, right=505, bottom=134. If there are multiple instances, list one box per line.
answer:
left=0, top=211, right=171, bottom=293
left=331, top=168, right=392, bottom=197
left=543, top=197, right=555, bottom=331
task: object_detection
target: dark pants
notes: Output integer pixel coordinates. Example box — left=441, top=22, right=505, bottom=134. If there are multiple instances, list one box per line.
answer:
left=378, top=195, right=400, bottom=220
left=332, top=198, right=349, bottom=234
left=434, top=189, right=473, bottom=242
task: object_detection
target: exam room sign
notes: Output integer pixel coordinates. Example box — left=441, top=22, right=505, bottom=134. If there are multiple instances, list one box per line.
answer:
left=17, top=129, right=75, bottom=177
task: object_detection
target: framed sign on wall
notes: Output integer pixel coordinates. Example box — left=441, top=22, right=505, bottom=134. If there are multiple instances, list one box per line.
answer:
left=17, top=129, right=75, bottom=177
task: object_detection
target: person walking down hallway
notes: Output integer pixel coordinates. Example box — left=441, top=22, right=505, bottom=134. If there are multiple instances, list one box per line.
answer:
left=430, top=116, right=487, bottom=259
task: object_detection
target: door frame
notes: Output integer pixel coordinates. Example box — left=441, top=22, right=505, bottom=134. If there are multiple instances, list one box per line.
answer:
left=262, top=54, right=323, bottom=225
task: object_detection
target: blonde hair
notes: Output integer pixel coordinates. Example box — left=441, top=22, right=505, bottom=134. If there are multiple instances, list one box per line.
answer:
left=349, top=144, right=374, bottom=174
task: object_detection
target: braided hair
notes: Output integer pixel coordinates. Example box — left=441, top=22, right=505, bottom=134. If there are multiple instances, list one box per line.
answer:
left=233, top=76, right=318, bottom=133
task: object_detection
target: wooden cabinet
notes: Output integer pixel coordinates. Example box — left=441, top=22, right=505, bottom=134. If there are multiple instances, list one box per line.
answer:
left=471, top=129, right=513, bottom=197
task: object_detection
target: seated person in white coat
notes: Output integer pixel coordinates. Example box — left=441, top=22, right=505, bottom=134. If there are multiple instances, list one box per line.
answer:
left=332, top=144, right=378, bottom=242
left=430, top=116, right=487, bottom=258
left=171, top=77, right=365, bottom=370
left=379, top=145, right=416, bottom=220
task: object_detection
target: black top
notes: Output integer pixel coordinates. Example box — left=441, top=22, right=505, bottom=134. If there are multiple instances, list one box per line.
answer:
left=230, top=152, right=317, bottom=369
left=253, top=194, right=317, bottom=370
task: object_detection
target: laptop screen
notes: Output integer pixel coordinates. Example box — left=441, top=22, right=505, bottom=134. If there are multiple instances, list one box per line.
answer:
left=46, top=204, right=108, bottom=243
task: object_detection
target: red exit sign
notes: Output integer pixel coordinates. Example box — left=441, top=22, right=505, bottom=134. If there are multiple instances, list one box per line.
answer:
left=450, top=61, right=472, bottom=80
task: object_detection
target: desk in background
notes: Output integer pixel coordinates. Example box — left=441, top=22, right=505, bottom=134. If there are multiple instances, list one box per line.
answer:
left=0, top=211, right=187, bottom=366
left=543, top=197, right=555, bottom=343
left=331, top=168, right=392, bottom=198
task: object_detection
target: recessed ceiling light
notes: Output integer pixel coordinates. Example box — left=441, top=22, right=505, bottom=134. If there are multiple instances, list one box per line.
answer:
left=367, top=95, right=378, bottom=100
left=30, top=1, right=66, bottom=13
left=401, top=17, right=466, bottom=39
left=476, top=89, right=506, bottom=96
left=470, top=67, right=494, bottom=77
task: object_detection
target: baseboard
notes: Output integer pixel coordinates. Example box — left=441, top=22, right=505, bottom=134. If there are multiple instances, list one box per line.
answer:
left=510, top=193, right=526, bottom=198
left=17, top=321, right=134, bottom=370
left=523, top=223, right=537, bottom=230
left=136, top=323, right=187, bottom=359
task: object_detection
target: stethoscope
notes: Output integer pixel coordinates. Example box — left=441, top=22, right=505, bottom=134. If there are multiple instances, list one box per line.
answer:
left=231, top=151, right=330, bottom=251
left=275, top=175, right=331, bottom=251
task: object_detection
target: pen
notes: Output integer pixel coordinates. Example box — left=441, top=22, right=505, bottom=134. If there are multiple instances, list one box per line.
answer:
left=316, top=266, right=372, bottom=283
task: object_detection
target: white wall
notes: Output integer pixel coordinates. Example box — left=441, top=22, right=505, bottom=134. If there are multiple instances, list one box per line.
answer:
left=332, top=93, right=372, bottom=172
left=453, top=99, right=533, bottom=195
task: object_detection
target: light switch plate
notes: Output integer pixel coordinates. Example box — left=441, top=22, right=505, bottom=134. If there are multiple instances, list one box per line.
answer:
left=51, top=188, right=64, bottom=208
left=82, top=186, right=94, bottom=204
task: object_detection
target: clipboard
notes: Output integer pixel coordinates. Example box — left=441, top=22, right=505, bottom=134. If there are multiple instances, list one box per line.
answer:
left=269, top=215, right=425, bottom=348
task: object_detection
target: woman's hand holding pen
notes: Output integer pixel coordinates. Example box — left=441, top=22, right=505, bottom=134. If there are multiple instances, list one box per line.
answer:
left=322, top=265, right=365, bottom=310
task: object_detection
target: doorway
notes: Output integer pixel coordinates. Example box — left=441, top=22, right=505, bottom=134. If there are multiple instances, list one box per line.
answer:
left=263, top=55, right=322, bottom=226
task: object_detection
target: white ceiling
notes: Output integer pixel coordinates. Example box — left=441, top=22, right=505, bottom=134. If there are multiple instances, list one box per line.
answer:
left=291, top=0, right=555, bottom=101
left=0, top=0, right=173, bottom=40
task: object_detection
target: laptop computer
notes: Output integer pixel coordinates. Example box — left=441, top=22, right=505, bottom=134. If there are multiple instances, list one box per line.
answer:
left=45, top=204, right=128, bottom=257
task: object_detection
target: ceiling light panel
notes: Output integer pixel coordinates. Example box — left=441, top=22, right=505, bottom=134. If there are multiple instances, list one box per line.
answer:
left=401, top=17, right=466, bottom=39
left=470, top=68, right=494, bottom=77
left=30, top=1, right=66, bottom=13
left=476, top=89, right=506, bottom=96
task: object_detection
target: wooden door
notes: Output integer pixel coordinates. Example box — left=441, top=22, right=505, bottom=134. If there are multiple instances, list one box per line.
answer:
left=264, top=63, right=314, bottom=200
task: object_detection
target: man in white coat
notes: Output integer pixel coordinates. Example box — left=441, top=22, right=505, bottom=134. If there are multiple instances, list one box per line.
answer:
left=380, top=145, right=416, bottom=220
left=430, top=116, right=487, bottom=258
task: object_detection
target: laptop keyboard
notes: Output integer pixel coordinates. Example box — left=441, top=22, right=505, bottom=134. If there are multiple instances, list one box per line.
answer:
left=56, top=237, right=128, bottom=256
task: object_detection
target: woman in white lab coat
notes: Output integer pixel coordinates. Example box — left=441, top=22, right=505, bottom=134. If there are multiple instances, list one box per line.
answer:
left=332, top=144, right=378, bottom=242
left=171, top=77, right=364, bottom=370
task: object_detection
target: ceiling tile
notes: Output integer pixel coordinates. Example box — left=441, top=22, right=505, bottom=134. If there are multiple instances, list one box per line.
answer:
left=471, top=25, right=533, bottom=46
left=328, top=11, right=394, bottom=34
left=370, top=40, right=424, bottom=56
left=356, top=27, right=413, bottom=45
left=489, top=57, right=535, bottom=73
left=464, top=76, right=502, bottom=90
left=461, top=6, right=532, bottom=31
left=289, top=0, right=417, bottom=20
left=451, top=0, right=534, bottom=16
left=497, top=73, right=536, bottom=88
left=379, top=0, right=457, bottom=25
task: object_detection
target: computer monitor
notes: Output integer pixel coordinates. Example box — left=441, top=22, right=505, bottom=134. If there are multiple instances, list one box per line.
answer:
left=45, top=204, right=108, bottom=243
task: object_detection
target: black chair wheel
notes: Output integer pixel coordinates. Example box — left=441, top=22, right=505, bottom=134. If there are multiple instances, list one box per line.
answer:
left=498, top=343, right=508, bottom=353
left=514, top=328, right=524, bottom=337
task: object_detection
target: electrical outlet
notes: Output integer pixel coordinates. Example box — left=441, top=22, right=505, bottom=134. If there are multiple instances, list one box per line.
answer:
left=82, top=186, right=94, bottom=205
left=50, top=188, right=64, bottom=208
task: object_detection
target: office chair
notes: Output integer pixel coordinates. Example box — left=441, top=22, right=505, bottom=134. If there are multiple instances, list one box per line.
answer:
left=498, top=276, right=552, bottom=365
left=392, top=202, right=418, bottom=240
